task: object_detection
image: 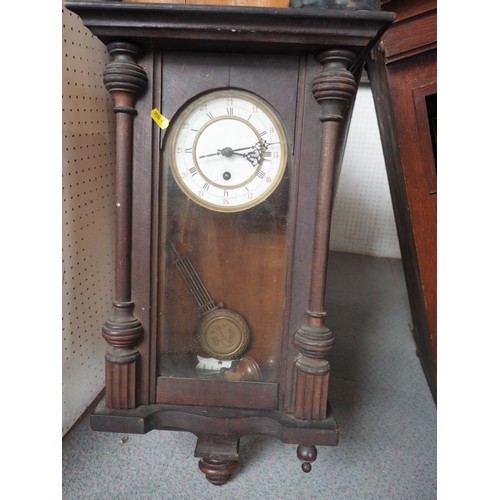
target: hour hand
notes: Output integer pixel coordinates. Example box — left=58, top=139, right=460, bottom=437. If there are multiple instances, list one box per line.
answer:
left=199, top=146, right=254, bottom=159
left=241, top=140, right=269, bottom=167
left=198, top=150, right=221, bottom=159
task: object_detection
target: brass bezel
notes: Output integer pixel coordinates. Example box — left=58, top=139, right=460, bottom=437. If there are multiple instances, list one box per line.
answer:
left=167, top=89, right=288, bottom=213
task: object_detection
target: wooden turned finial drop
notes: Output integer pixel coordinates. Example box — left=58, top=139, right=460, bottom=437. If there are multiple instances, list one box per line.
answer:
left=297, top=445, right=318, bottom=473
left=198, top=458, right=239, bottom=486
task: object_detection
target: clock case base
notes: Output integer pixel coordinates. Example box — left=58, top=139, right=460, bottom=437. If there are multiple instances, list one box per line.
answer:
left=90, top=397, right=338, bottom=482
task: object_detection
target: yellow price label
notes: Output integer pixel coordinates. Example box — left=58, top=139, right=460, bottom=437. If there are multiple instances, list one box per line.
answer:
left=151, top=108, right=170, bottom=129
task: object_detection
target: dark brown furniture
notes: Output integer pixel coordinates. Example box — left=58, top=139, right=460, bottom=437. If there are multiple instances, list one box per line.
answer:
left=366, top=0, right=436, bottom=401
left=65, top=1, right=393, bottom=484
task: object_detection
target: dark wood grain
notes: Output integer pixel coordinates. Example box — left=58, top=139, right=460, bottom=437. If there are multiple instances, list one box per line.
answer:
left=129, top=51, right=156, bottom=405
left=156, top=377, right=278, bottom=409
left=65, top=2, right=393, bottom=62
left=382, top=4, right=436, bottom=63
left=90, top=398, right=339, bottom=445
left=367, top=0, right=436, bottom=401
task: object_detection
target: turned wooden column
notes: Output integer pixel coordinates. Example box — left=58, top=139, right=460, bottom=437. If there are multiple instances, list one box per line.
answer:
left=101, top=42, right=148, bottom=409
left=294, top=50, right=357, bottom=423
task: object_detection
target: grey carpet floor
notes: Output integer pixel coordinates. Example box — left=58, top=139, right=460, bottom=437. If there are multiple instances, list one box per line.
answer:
left=62, top=252, right=437, bottom=499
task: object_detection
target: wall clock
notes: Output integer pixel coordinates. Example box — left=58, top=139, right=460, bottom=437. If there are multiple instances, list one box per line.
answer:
left=66, top=0, right=393, bottom=485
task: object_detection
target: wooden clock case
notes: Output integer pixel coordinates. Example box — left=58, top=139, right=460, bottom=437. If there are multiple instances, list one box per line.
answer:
left=65, top=0, right=393, bottom=484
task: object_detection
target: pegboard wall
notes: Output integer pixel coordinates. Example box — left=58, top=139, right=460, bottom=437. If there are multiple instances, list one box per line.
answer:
left=62, top=6, right=116, bottom=436
left=62, top=8, right=400, bottom=436
left=330, top=85, right=400, bottom=259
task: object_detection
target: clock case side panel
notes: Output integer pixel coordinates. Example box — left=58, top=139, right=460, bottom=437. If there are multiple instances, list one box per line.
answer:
left=129, top=50, right=162, bottom=405
left=155, top=51, right=300, bottom=411
left=281, top=54, right=322, bottom=413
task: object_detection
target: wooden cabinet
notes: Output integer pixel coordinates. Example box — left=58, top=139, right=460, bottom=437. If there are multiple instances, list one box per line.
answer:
left=367, top=0, right=437, bottom=401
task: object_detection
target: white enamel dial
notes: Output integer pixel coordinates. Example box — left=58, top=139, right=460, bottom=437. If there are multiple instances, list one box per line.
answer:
left=168, top=89, right=288, bottom=212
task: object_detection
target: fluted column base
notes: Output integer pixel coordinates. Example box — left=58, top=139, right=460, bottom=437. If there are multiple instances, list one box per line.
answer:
left=105, top=351, right=139, bottom=409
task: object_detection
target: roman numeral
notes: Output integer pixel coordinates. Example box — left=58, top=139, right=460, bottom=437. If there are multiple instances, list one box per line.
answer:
left=226, top=107, right=234, bottom=116
left=203, top=182, right=210, bottom=190
left=188, top=167, right=197, bottom=176
left=259, top=131, right=267, bottom=137
left=206, top=112, right=214, bottom=120
left=185, top=148, right=192, bottom=154
left=257, top=171, right=266, bottom=179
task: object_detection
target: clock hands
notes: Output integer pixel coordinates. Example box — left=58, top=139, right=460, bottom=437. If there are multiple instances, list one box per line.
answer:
left=198, top=141, right=280, bottom=167
left=198, top=145, right=256, bottom=159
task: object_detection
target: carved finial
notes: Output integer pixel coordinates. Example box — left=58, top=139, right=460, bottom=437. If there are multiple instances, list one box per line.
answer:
left=103, top=42, right=148, bottom=112
left=102, top=301, right=143, bottom=350
left=312, top=49, right=357, bottom=122
left=294, top=322, right=335, bottom=359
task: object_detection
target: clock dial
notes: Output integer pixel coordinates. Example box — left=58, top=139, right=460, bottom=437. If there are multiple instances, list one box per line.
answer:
left=168, top=89, right=288, bottom=212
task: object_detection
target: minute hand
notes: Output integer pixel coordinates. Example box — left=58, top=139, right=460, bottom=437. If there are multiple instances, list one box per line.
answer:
left=231, top=145, right=258, bottom=152
left=198, top=142, right=280, bottom=160
left=234, top=141, right=280, bottom=152
left=230, top=141, right=281, bottom=158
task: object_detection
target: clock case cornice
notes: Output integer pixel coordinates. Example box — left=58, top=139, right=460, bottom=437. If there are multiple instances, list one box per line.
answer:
left=65, top=2, right=393, bottom=69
